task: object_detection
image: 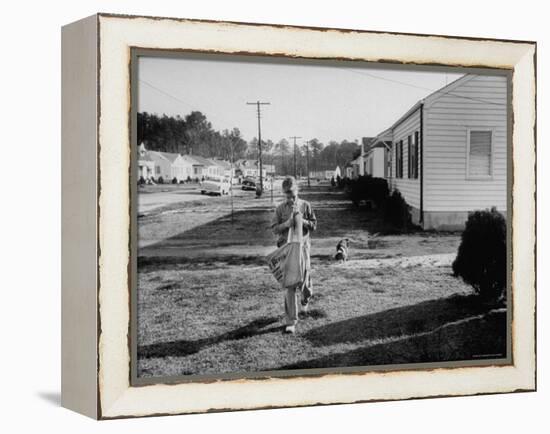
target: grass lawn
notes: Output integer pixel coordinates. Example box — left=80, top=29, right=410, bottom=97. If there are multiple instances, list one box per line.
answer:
left=136, top=184, right=507, bottom=378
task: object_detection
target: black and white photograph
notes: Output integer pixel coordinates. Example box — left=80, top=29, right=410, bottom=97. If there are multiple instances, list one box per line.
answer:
left=133, top=52, right=510, bottom=381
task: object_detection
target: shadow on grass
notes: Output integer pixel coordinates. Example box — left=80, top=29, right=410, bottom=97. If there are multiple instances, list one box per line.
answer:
left=138, top=316, right=283, bottom=359
left=281, top=309, right=507, bottom=369
left=138, top=185, right=391, bottom=259
left=302, top=294, right=499, bottom=347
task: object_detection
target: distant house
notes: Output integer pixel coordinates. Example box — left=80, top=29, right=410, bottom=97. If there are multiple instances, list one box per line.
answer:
left=186, top=156, right=218, bottom=179
left=235, top=159, right=274, bottom=178
left=176, top=155, right=199, bottom=181
left=184, top=155, right=205, bottom=179
left=309, top=171, right=326, bottom=180
left=363, top=129, right=392, bottom=178
left=210, top=159, right=235, bottom=178
left=343, top=162, right=353, bottom=179
left=373, top=74, right=507, bottom=230
left=310, top=169, right=340, bottom=180
left=137, top=143, right=155, bottom=180
left=349, top=155, right=363, bottom=179
left=148, top=151, right=182, bottom=182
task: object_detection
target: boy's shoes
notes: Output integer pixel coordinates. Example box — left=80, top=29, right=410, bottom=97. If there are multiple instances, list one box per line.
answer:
left=284, top=325, right=296, bottom=334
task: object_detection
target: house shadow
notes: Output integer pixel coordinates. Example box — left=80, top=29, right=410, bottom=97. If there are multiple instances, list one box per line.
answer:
left=138, top=187, right=388, bottom=261
left=281, top=308, right=507, bottom=369
left=301, top=294, right=501, bottom=348
left=138, top=316, right=283, bottom=359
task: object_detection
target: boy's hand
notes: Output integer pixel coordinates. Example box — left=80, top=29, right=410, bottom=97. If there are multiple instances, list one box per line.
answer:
left=284, top=216, right=294, bottom=228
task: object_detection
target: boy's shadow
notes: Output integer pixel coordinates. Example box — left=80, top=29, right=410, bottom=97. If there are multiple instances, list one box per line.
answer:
left=139, top=316, right=283, bottom=359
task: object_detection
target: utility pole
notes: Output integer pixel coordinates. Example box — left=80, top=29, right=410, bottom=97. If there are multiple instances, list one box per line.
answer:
left=246, top=101, right=270, bottom=195
left=305, top=140, right=311, bottom=187
left=229, top=139, right=234, bottom=224
left=289, top=136, right=302, bottom=179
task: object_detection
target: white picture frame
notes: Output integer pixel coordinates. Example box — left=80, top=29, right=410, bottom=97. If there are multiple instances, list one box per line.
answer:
left=61, top=13, right=536, bottom=419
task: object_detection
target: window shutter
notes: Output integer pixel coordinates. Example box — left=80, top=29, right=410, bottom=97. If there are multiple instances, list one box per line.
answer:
left=407, top=136, right=412, bottom=178
left=414, top=131, right=419, bottom=179
left=469, top=131, right=492, bottom=177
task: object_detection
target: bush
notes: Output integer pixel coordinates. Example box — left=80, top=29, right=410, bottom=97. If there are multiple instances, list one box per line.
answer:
left=383, top=190, right=412, bottom=230
left=138, top=176, right=146, bottom=185
left=172, top=177, right=178, bottom=184
left=349, top=175, right=389, bottom=207
left=452, top=207, right=506, bottom=300
left=158, top=176, right=164, bottom=184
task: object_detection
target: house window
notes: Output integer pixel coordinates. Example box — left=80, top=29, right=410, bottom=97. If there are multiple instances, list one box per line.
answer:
left=395, top=140, right=403, bottom=178
left=408, top=132, right=419, bottom=179
left=155, top=166, right=160, bottom=175
left=467, top=129, right=493, bottom=178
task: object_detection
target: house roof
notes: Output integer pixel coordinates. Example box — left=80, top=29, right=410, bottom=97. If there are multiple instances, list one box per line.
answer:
left=156, top=151, right=181, bottom=163
left=148, top=150, right=181, bottom=163
left=210, top=159, right=232, bottom=169
left=372, top=74, right=474, bottom=140
left=187, top=155, right=215, bottom=166
left=138, top=153, right=154, bottom=162
left=365, top=140, right=392, bottom=155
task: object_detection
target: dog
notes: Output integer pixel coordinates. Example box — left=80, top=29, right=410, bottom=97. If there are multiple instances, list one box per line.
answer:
left=334, top=238, right=350, bottom=262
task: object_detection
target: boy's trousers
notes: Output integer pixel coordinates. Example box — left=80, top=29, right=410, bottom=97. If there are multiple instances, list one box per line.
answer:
left=284, top=269, right=313, bottom=326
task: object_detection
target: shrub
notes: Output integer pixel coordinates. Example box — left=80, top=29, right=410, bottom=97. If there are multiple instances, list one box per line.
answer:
left=172, top=177, right=178, bottom=184
left=158, top=176, right=164, bottom=184
left=187, top=176, right=192, bottom=182
left=452, top=207, right=506, bottom=300
left=349, top=175, right=389, bottom=207
left=138, top=176, right=146, bottom=185
left=383, top=190, right=412, bottom=230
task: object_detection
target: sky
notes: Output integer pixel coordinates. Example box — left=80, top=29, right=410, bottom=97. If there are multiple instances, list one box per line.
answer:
left=138, top=54, right=463, bottom=145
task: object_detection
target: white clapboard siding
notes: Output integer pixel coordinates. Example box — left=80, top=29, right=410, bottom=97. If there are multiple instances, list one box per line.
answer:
left=390, top=107, right=421, bottom=209
left=423, top=74, right=507, bottom=212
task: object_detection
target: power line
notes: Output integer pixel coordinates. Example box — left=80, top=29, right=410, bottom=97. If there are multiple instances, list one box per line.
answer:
left=343, top=69, right=506, bottom=106
left=139, top=79, right=193, bottom=109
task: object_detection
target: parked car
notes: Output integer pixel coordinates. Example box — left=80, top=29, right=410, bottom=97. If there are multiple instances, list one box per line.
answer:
left=242, top=177, right=271, bottom=191
left=241, top=177, right=257, bottom=191
left=201, top=177, right=231, bottom=196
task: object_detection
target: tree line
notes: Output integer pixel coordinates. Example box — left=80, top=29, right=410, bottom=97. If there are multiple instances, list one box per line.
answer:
left=138, top=111, right=361, bottom=175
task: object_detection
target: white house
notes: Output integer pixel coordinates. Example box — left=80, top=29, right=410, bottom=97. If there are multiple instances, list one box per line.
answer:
left=374, top=74, right=508, bottom=230
left=235, top=159, right=274, bottom=178
left=148, top=151, right=181, bottom=182
left=185, top=155, right=206, bottom=179
left=137, top=143, right=155, bottom=180
left=343, top=162, right=354, bottom=179
left=210, top=159, right=235, bottom=178
left=174, top=155, right=198, bottom=181
left=349, top=155, right=363, bottom=179
left=363, top=129, right=392, bottom=178
left=188, top=156, right=220, bottom=179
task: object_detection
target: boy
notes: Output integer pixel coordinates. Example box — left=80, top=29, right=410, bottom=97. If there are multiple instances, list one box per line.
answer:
left=271, top=176, right=317, bottom=334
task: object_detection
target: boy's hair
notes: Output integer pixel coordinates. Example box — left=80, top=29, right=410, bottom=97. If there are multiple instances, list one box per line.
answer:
left=282, top=176, right=298, bottom=192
